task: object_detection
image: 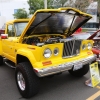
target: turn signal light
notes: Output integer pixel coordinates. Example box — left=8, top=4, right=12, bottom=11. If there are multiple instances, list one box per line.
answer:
left=1, top=34, right=8, bottom=39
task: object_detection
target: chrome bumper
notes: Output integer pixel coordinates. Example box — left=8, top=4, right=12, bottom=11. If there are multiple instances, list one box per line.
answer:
left=35, top=55, right=96, bottom=77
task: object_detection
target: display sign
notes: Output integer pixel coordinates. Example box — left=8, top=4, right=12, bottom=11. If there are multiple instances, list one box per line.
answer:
left=86, top=62, right=100, bottom=87
left=90, top=62, right=100, bottom=87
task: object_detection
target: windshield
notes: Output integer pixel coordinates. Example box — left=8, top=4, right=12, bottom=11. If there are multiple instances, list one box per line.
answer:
left=26, top=12, right=90, bottom=36
left=14, top=22, right=28, bottom=36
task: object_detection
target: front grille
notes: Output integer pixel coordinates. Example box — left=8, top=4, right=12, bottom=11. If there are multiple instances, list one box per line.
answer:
left=62, top=39, right=82, bottom=58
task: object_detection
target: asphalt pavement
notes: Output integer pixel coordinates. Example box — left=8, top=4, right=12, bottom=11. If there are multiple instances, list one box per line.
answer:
left=0, top=64, right=99, bottom=100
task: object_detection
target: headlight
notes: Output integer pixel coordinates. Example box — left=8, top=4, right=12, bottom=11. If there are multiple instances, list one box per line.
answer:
left=82, top=44, right=86, bottom=50
left=87, top=43, right=92, bottom=50
left=54, top=48, right=59, bottom=56
left=44, top=48, right=52, bottom=58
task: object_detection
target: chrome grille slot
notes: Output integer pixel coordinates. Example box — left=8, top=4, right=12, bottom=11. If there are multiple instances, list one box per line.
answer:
left=63, top=39, right=82, bottom=58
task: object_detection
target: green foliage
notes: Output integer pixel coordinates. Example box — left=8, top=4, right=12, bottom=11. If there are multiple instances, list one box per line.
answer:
left=27, top=0, right=100, bottom=16
left=53, top=0, right=68, bottom=8
left=27, top=0, right=54, bottom=14
left=64, top=0, right=89, bottom=12
left=47, top=0, right=54, bottom=8
left=27, top=0, right=89, bottom=13
left=28, top=0, right=43, bottom=14
left=13, top=8, right=29, bottom=19
left=75, top=0, right=89, bottom=12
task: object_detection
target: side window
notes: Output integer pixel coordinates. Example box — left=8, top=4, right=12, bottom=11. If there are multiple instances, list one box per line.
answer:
left=7, top=24, right=15, bottom=37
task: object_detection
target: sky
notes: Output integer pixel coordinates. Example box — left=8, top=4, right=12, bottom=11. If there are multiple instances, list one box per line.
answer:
left=0, top=0, right=97, bottom=28
left=0, top=0, right=29, bottom=21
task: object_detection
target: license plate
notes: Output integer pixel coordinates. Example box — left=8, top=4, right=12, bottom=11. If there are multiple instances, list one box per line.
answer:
left=73, top=63, right=83, bottom=71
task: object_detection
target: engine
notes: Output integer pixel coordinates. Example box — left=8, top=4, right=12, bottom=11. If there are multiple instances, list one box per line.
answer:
left=22, top=35, right=67, bottom=46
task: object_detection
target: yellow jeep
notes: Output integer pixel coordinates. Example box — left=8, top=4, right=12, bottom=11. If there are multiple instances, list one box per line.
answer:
left=0, top=7, right=96, bottom=98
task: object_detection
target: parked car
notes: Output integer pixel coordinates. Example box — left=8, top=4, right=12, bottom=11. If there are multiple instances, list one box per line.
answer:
left=0, top=29, right=5, bottom=35
left=88, top=30, right=100, bottom=64
left=72, top=30, right=100, bottom=64
left=72, top=32, right=91, bottom=39
left=0, top=7, right=96, bottom=98
left=0, top=24, right=5, bottom=35
left=86, top=31, right=97, bottom=35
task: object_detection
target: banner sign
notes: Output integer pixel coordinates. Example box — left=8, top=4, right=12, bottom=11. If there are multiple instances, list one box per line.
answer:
left=90, top=62, right=100, bottom=87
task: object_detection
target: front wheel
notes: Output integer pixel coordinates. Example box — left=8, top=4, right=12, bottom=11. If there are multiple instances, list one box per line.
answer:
left=68, top=64, right=89, bottom=77
left=15, top=62, right=40, bottom=98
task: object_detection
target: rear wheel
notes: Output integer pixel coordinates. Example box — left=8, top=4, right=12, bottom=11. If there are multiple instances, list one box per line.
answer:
left=68, top=64, right=89, bottom=77
left=15, top=62, right=40, bottom=98
left=0, top=56, right=3, bottom=65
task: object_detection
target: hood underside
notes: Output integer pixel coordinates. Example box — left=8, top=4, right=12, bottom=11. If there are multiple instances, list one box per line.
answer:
left=20, top=7, right=92, bottom=41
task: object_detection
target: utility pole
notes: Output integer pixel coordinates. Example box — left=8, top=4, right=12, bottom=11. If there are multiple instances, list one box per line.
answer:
left=44, top=0, right=47, bottom=9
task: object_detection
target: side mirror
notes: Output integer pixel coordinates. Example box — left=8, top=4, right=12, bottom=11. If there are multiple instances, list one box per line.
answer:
left=1, top=34, right=8, bottom=39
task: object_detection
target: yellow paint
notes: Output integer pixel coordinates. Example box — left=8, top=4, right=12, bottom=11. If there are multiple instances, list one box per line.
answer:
left=96, top=86, right=100, bottom=89
left=89, top=62, right=100, bottom=87
left=86, top=91, right=100, bottom=100
left=0, top=7, right=95, bottom=70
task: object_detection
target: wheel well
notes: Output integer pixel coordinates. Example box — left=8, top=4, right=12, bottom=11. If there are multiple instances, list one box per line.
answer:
left=16, top=54, right=38, bottom=77
left=17, top=54, right=30, bottom=64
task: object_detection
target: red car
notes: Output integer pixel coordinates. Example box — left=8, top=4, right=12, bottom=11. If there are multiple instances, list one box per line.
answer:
left=72, top=30, right=100, bottom=64
left=0, top=29, right=5, bottom=35
left=0, top=24, right=5, bottom=35
left=88, top=30, right=100, bottom=64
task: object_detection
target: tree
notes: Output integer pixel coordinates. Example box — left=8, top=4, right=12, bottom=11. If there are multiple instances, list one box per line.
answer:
left=53, top=0, right=68, bottom=8
left=13, top=8, right=29, bottom=19
left=75, top=0, right=89, bottom=12
left=27, top=0, right=54, bottom=14
left=27, top=0, right=99, bottom=14
left=64, top=0, right=89, bottom=12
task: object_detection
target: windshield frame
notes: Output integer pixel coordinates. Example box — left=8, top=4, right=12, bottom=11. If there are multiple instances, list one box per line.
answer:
left=14, top=22, right=28, bottom=37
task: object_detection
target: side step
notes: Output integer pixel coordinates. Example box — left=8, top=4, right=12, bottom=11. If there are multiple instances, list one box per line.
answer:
left=4, top=61, right=16, bottom=69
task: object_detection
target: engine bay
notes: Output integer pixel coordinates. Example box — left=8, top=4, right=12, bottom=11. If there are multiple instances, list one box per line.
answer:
left=22, top=34, right=69, bottom=46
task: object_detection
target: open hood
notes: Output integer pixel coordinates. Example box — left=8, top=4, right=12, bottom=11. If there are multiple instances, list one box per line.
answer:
left=19, top=7, right=92, bottom=42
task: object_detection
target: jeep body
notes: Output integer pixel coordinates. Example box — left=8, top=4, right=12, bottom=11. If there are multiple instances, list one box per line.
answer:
left=0, top=8, right=96, bottom=98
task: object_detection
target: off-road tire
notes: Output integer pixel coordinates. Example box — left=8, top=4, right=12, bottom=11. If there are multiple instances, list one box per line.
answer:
left=0, top=56, right=3, bottom=65
left=15, top=62, right=40, bottom=98
left=68, top=64, right=89, bottom=77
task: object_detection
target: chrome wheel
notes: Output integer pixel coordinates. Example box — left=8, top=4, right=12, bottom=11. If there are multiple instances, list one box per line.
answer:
left=17, top=72, right=25, bottom=91
left=15, top=62, right=40, bottom=98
